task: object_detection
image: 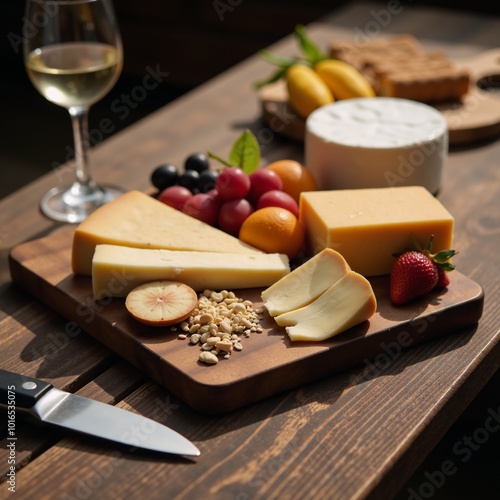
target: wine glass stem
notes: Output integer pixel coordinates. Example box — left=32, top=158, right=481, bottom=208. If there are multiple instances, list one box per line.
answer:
left=69, top=106, right=95, bottom=192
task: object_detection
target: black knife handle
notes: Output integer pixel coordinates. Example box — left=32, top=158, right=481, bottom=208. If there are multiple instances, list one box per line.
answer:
left=0, top=369, right=53, bottom=409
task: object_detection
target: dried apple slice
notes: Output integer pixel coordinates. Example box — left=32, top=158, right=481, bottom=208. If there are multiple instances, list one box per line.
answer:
left=125, top=281, right=198, bottom=326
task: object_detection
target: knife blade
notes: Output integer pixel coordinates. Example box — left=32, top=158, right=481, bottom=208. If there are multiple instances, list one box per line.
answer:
left=0, top=369, right=200, bottom=457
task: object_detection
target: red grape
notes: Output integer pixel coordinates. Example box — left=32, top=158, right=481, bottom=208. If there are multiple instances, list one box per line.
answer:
left=218, top=199, right=254, bottom=235
left=257, top=189, right=299, bottom=217
left=247, top=168, right=283, bottom=205
left=206, top=188, right=222, bottom=207
left=182, top=193, right=219, bottom=226
left=215, top=167, right=251, bottom=201
left=158, top=185, right=193, bottom=211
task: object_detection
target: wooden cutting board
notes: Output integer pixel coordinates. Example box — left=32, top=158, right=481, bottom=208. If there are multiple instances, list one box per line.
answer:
left=9, top=229, right=484, bottom=414
left=259, top=48, right=500, bottom=146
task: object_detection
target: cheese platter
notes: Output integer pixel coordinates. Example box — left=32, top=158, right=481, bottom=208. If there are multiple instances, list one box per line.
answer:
left=6, top=31, right=489, bottom=413
left=9, top=227, right=483, bottom=414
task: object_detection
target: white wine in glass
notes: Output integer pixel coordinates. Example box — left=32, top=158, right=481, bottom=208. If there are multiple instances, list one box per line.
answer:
left=24, top=0, right=124, bottom=223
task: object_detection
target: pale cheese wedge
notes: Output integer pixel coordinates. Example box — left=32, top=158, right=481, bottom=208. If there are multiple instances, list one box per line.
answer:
left=274, top=271, right=376, bottom=341
left=92, top=244, right=290, bottom=299
left=72, top=190, right=263, bottom=276
left=261, top=248, right=351, bottom=316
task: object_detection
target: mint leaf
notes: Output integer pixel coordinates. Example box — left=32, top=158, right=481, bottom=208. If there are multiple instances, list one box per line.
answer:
left=229, top=129, right=260, bottom=174
left=294, top=24, right=325, bottom=65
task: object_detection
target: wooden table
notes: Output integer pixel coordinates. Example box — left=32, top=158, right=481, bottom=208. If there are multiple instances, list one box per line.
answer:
left=1, top=3, right=499, bottom=498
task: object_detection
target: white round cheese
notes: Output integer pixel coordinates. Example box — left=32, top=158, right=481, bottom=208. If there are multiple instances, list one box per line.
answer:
left=305, top=97, right=448, bottom=194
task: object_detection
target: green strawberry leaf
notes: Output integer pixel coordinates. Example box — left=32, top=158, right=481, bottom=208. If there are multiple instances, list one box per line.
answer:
left=412, top=236, right=423, bottom=252
left=229, top=129, right=260, bottom=174
left=439, top=262, right=456, bottom=272
left=294, top=24, right=326, bottom=65
left=433, top=249, right=457, bottom=264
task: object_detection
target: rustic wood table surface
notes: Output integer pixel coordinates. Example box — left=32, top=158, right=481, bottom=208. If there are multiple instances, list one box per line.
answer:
left=1, top=3, right=499, bottom=499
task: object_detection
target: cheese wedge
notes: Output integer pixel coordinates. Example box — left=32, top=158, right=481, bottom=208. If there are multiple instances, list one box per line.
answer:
left=261, top=248, right=351, bottom=316
left=299, top=186, right=454, bottom=277
left=274, top=271, right=377, bottom=341
left=72, top=190, right=263, bottom=275
left=92, top=244, right=290, bottom=299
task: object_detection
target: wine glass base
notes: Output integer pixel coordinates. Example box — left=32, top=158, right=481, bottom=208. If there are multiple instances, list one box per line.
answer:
left=40, top=183, right=125, bottom=224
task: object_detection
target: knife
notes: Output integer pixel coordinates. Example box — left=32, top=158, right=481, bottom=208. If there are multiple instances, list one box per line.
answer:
left=0, top=369, right=200, bottom=457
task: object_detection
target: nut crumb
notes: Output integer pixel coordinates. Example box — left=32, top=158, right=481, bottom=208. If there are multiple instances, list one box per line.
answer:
left=199, top=351, right=218, bottom=365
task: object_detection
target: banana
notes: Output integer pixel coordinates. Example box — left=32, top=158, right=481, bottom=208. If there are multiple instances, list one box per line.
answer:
left=286, top=64, right=334, bottom=119
left=315, top=59, right=375, bottom=100
left=125, top=280, right=198, bottom=326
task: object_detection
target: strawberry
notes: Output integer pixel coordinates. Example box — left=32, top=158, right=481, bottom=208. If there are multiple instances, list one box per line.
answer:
left=390, top=251, right=439, bottom=305
left=390, top=236, right=456, bottom=305
left=435, top=265, right=450, bottom=290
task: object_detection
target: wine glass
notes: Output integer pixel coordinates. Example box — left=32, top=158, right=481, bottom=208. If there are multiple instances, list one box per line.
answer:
left=23, top=0, right=124, bottom=223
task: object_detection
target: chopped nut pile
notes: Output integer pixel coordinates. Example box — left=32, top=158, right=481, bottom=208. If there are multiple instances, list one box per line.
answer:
left=172, top=289, right=265, bottom=364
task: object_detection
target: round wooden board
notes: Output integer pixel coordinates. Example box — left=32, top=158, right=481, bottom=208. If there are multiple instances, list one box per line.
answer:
left=259, top=48, right=500, bottom=146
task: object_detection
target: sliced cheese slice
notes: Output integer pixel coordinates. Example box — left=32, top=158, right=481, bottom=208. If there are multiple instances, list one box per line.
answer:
left=261, top=248, right=351, bottom=316
left=72, top=190, right=263, bottom=275
left=92, top=244, right=290, bottom=299
left=274, top=271, right=376, bottom=341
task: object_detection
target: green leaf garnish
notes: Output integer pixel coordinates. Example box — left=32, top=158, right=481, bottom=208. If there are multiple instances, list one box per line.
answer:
left=258, top=50, right=299, bottom=67
left=207, top=151, right=233, bottom=168
left=253, top=24, right=325, bottom=88
left=229, top=129, right=260, bottom=174
left=294, top=24, right=326, bottom=65
left=253, top=66, right=289, bottom=89
left=207, top=129, right=261, bottom=174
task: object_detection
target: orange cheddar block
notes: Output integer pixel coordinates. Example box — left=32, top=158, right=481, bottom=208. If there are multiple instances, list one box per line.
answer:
left=299, top=186, right=454, bottom=277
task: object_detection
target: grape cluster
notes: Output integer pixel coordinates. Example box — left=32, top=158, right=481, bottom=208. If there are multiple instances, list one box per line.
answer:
left=151, top=153, right=218, bottom=194
left=151, top=153, right=299, bottom=236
